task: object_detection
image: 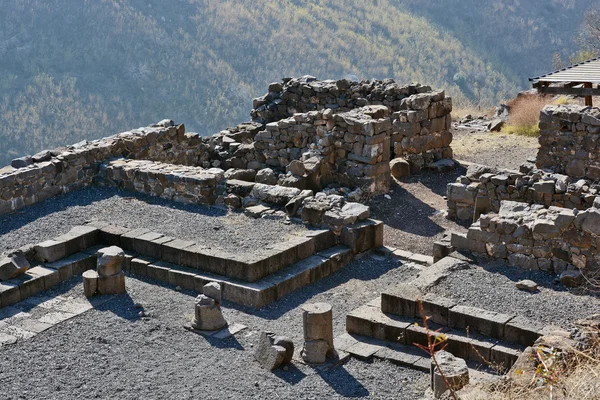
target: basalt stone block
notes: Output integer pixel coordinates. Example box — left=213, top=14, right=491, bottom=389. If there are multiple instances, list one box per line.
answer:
left=203, top=282, right=222, bottom=304
left=221, top=280, right=277, bottom=309
left=421, top=293, right=456, bottom=326
left=34, top=240, right=67, bottom=263
left=119, top=228, right=151, bottom=251
left=71, top=253, right=97, bottom=276
left=504, top=316, right=545, bottom=346
left=98, top=224, right=130, bottom=246
left=191, top=295, right=227, bottom=331
left=255, top=332, right=288, bottom=371
left=14, top=273, right=45, bottom=299
left=162, top=239, right=196, bottom=266
left=340, top=219, right=383, bottom=254
left=130, top=257, right=153, bottom=277
left=55, top=225, right=100, bottom=255
left=133, top=232, right=167, bottom=259
left=167, top=266, right=197, bottom=290
left=27, top=266, right=60, bottom=290
left=97, top=271, right=126, bottom=295
left=147, top=261, right=172, bottom=283
left=381, top=283, right=423, bottom=317
left=82, top=270, right=99, bottom=298
left=448, top=305, right=514, bottom=339
left=0, top=251, right=30, bottom=281
left=304, top=229, right=337, bottom=252
left=0, top=281, right=20, bottom=307
left=490, top=343, right=521, bottom=371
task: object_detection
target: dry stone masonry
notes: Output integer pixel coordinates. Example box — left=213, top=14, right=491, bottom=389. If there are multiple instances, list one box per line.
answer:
left=452, top=199, right=600, bottom=285
left=0, top=78, right=452, bottom=234
left=538, top=105, right=600, bottom=179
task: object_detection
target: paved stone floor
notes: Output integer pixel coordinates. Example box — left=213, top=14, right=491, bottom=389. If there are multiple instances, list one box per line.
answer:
left=0, top=294, right=112, bottom=346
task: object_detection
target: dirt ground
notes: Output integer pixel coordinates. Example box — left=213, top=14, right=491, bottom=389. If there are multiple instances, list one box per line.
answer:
left=451, top=126, right=539, bottom=171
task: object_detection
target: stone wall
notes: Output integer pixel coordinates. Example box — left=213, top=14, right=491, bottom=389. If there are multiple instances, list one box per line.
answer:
left=451, top=200, right=600, bottom=284
left=1, top=78, right=453, bottom=217
left=537, top=105, right=600, bottom=179
left=447, top=163, right=600, bottom=221
left=252, top=77, right=453, bottom=174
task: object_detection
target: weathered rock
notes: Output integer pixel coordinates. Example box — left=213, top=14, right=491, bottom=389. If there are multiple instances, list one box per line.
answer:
left=390, top=158, right=411, bottom=178
left=203, top=282, right=222, bottom=305
left=254, top=332, right=287, bottom=371
left=0, top=251, right=30, bottom=281
left=560, top=270, right=583, bottom=287
left=431, top=351, right=469, bottom=399
left=250, top=183, right=301, bottom=206
left=97, top=271, right=126, bottom=295
left=191, top=294, right=227, bottom=331
left=255, top=168, right=278, bottom=185
left=488, top=119, right=504, bottom=132
left=11, top=156, right=33, bottom=169
left=284, top=189, right=314, bottom=216
left=82, top=269, right=99, bottom=298
left=97, top=246, right=125, bottom=277
left=301, top=303, right=334, bottom=364
left=287, top=160, right=306, bottom=177
left=272, top=336, right=295, bottom=364
left=341, top=202, right=370, bottom=221
left=515, top=280, right=538, bottom=292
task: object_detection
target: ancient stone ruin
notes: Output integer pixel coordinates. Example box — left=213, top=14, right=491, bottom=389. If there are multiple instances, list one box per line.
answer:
left=447, top=104, right=600, bottom=285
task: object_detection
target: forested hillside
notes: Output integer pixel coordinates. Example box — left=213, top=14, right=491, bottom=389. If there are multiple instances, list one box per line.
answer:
left=0, top=0, right=594, bottom=165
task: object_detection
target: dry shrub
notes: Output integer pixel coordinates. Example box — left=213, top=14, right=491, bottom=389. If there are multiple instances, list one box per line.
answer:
left=460, top=324, right=600, bottom=400
left=503, top=94, right=554, bottom=137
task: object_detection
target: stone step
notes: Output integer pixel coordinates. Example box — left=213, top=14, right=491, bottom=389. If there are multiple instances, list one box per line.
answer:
left=346, top=300, right=524, bottom=371
left=374, top=246, right=434, bottom=266
left=87, top=220, right=337, bottom=283
left=335, top=333, right=500, bottom=383
left=380, top=282, right=546, bottom=347
left=126, top=245, right=353, bottom=309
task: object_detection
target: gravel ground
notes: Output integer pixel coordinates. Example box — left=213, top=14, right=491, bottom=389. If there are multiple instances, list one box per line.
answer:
left=0, top=254, right=429, bottom=400
left=369, top=168, right=468, bottom=256
left=451, top=126, right=538, bottom=171
left=428, top=260, right=600, bottom=328
left=0, top=187, right=306, bottom=257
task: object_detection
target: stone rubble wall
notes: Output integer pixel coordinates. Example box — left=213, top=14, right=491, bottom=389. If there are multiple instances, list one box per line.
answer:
left=451, top=200, right=600, bottom=284
left=1, top=78, right=453, bottom=217
left=252, top=77, right=453, bottom=174
left=447, top=163, right=600, bottom=221
left=537, top=105, right=600, bottom=179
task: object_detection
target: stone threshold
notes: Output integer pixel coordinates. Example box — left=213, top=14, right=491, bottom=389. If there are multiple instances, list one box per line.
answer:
left=374, top=246, right=434, bottom=267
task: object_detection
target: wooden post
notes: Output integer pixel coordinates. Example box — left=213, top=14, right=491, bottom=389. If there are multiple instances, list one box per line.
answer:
left=584, top=82, right=593, bottom=107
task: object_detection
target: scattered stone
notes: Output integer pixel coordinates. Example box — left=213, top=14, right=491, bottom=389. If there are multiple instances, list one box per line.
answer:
left=0, top=251, right=30, bottom=281
left=191, top=281, right=227, bottom=331
left=487, top=119, right=504, bottom=132
left=254, top=331, right=294, bottom=371
left=515, top=280, right=538, bottom=292
left=560, top=270, right=583, bottom=287
left=255, top=168, right=278, bottom=185
left=203, top=282, right=222, bottom=305
left=11, top=156, right=33, bottom=169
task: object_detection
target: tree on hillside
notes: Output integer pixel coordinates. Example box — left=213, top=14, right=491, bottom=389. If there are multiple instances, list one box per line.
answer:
left=578, top=6, right=600, bottom=56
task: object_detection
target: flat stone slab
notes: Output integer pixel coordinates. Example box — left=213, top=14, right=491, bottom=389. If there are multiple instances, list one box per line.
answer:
left=211, top=323, right=248, bottom=340
left=14, top=318, right=53, bottom=334
left=39, top=311, right=77, bottom=325
left=0, top=331, right=18, bottom=345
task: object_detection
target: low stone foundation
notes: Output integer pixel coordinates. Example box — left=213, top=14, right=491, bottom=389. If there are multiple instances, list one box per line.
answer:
left=447, top=163, right=599, bottom=221
left=537, top=105, right=600, bottom=179
left=452, top=200, right=600, bottom=283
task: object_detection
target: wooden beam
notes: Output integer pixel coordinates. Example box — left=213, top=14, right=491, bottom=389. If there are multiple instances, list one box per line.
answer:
left=584, top=82, right=593, bottom=106
left=536, top=86, right=600, bottom=97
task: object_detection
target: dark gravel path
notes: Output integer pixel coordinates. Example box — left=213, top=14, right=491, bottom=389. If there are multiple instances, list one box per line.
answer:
left=369, top=168, right=468, bottom=256
left=0, top=254, right=428, bottom=400
left=0, top=186, right=306, bottom=257
left=428, top=260, right=600, bottom=328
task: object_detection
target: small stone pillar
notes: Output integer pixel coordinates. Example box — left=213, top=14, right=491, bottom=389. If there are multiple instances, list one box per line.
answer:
left=96, top=246, right=126, bottom=295
left=431, top=351, right=470, bottom=399
left=301, top=302, right=334, bottom=363
left=84, top=246, right=126, bottom=297
left=191, top=282, right=227, bottom=331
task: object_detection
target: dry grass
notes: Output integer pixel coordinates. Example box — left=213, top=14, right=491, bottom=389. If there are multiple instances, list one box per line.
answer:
left=461, top=322, right=600, bottom=400
left=502, top=94, right=554, bottom=137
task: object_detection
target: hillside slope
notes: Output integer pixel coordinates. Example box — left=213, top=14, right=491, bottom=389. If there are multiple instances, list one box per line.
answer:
left=0, top=0, right=590, bottom=166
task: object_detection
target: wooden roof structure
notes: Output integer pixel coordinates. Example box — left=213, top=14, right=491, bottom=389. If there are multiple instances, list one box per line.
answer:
left=530, top=57, right=600, bottom=106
